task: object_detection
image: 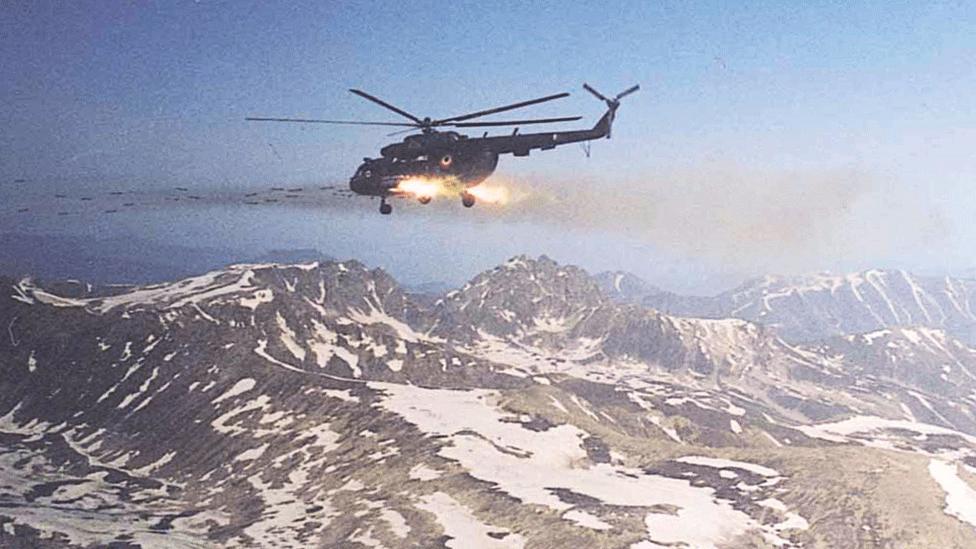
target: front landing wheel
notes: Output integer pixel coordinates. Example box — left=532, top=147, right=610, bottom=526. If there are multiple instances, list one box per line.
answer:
left=380, top=200, right=392, bottom=215
left=461, top=193, right=475, bottom=208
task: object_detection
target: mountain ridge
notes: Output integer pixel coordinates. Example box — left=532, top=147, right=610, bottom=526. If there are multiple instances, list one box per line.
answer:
left=598, top=268, right=976, bottom=345
left=3, top=256, right=976, bottom=547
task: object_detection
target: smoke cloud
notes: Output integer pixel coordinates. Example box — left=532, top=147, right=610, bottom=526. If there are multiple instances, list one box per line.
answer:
left=428, top=164, right=947, bottom=274
left=3, top=164, right=947, bottom=280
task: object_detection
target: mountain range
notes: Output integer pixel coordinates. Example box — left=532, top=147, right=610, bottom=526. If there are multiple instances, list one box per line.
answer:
left=598, top=269, right=976, bottom=345
left=2, top=256, right=975, bottom=547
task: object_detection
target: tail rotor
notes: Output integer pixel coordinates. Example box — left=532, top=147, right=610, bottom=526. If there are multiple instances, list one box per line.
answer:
left=615, top=84, right=640, bottom=100
left=583, top=83, right=639, bottom=138
left=583, top=83, right=610, bottom=103
left=583, top=83, right=640, bottom=108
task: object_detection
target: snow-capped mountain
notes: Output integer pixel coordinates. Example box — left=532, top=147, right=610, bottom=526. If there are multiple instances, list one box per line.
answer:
left=432, top=255, right=607, bottom=341
left=599, top=269, right=976, bottom=345
left=434, top=257, right=830, bottom=386
left=3, top=258, right=976, bottom=547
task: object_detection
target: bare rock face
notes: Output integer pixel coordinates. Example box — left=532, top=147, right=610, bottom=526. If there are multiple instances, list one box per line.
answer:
left=2, top=257, right=976, bottom=548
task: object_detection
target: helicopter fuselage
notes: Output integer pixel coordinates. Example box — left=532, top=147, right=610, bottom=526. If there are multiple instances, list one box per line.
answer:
left=349, top=132, right=500, bottom=197
left=348, top=106, right=617, bottom=202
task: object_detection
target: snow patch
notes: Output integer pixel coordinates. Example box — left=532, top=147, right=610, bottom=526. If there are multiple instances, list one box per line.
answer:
left=213, top=378, right=257, bottom=405
left=235, top=443, right=270, bottom=462
left=240, top=288, right=274, bottom=309
left=409, top=464, right=442, bottom=481
left=373, top=383, right=766, bottom=547
left=418, top=492, right=525, bottom=548
left=276, top=313, right=307, bottom=361
left=929, top=460, right=976, bottom=530
left=381, top=508, right=411, bottom=539
left=675, top=456, right=779, bottom=477
left=797, top=415, right=976, bottom=447
left=563, top=509, right=612, bottom=530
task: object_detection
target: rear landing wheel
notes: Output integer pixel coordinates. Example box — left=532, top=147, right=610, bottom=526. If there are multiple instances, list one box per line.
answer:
left=380, top=200, right=392, bottom=215
left=461, top=192, right=475, bottom=208
left=418, top=196, right=432, bottom=205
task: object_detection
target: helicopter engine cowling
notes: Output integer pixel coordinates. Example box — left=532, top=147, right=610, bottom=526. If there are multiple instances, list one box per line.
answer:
left=450, top=149, right=498, bottom=186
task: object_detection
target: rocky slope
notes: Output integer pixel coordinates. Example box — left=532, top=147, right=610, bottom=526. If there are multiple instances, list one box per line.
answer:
left=1, top=258, right=976, bottom=547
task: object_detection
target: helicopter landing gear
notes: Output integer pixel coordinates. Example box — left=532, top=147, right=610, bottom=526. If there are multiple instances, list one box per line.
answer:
left=418, top=195, right=432, bottom=205
left=380, top=198, right=392, bottom=215
left=461, top=192, right=475, bottom=208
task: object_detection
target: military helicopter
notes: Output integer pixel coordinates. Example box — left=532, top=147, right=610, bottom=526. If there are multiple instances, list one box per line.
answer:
left=246, top=83, right=638, bottom=214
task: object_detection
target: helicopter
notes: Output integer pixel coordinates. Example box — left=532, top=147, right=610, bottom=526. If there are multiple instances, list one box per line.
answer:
left=246, top=83, right=638, bottom=214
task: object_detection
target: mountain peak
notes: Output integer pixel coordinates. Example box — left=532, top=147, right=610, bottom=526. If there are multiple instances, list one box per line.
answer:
left=433, top=256, right=606, bottom=341
left=500, top=254, right=558, bottom=271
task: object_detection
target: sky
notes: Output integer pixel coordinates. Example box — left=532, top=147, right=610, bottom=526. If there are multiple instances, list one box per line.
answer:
left=1, top=1, right=975, bottom=293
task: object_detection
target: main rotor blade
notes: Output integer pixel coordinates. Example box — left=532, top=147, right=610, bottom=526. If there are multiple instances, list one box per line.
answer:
left=582, top=83, right=608, bottom=102
left=245, top=117, right=417, bottom=127
left=451, top=115, right=583, bottom=128
left=434, top=92, right=570, bottom=125
left=349, top=89, right=424, bottom=124
left=616, top=84, right=640, bottom=99
left=386, top=127, right=421, bottom=137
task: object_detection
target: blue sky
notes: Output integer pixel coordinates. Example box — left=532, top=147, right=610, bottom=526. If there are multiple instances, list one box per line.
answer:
left=2, top=1, right=974, bottom=292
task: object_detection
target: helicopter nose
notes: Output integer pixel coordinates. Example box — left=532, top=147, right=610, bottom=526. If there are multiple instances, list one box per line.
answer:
left=349, top=176, right=365, bottom=193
